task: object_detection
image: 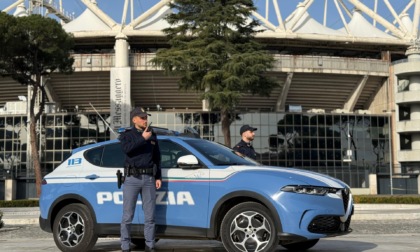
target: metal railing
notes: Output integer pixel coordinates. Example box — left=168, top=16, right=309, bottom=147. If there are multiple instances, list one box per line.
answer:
left=272, top=55, right=389, bottom=74
left=72, top=53, right=390, bottom=75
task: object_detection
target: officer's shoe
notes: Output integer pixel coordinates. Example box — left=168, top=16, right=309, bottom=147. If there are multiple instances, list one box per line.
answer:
left=144, top=246, right=155, bottom=252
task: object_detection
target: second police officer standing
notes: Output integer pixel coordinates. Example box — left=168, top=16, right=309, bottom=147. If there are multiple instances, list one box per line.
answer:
left=119, top=107, right=162, bottom=252
left=233, top=124, right=258, bottom=160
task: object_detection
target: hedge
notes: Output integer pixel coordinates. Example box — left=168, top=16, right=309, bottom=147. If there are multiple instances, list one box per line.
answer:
left=353, top=194, right=420, bottom=204
left=0, top=199, right=39, bottom=208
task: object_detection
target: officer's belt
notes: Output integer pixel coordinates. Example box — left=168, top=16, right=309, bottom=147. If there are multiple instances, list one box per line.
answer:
left=129, top=167, right=154, bottom=176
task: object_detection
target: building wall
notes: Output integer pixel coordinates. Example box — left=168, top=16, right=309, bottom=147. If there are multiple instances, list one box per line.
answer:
left=1, top=111, right=397, bottom=199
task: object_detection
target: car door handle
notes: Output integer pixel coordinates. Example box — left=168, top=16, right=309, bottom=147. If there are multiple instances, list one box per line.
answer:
left=85, top=174, right=100, bottom=180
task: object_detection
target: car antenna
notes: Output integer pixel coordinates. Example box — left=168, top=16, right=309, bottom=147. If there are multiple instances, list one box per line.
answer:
left=89, top=102, right=118, bottom=138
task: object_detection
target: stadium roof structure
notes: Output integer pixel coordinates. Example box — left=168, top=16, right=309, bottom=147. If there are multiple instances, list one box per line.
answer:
left=1, top=0, right=419, bottom=113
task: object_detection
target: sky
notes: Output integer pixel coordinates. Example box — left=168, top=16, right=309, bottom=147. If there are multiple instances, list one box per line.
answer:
left=0, top=0, right=416, bottom=30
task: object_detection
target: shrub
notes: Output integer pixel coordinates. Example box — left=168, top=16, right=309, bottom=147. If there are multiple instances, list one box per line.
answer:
left=353, top=194, right=420, bottom=204
left=0, top=199, right=39, bottom=208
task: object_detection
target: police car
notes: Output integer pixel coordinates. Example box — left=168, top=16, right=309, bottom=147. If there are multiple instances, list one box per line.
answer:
left=39, top=129, right=353, bottom=252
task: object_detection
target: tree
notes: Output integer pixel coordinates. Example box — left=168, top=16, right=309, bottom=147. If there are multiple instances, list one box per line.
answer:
left=152, top=0, right=276, bottom=147
left=0, top=13, right=74, bottom=197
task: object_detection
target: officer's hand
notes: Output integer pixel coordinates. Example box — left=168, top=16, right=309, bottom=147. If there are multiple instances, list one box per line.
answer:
left=156, top=179, right=162, bottom=190
left=142, top=129, right=152, bottom=140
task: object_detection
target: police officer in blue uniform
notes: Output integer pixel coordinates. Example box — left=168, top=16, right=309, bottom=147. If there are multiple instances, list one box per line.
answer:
left=119, top=107, right=161, bottom=252
left=233, top=125, right=258, bottom=160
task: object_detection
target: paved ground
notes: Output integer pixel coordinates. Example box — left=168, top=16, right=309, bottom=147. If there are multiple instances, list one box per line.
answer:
left=1, top=204, right=420, bottom=251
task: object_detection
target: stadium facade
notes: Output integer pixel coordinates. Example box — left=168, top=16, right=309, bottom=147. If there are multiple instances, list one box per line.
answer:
left=1, top=0, right=420, bottom=199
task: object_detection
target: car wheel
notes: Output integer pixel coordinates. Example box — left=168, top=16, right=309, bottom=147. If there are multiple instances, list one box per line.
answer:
left=280, top=239, right=319, bottom=251
left=221, top=202, right=279, bottom=252
left=52, top=203, right=98, bottom=252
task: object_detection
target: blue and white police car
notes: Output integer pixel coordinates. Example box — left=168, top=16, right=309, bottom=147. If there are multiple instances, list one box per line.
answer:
left=39, top=129, right=353, bottom=252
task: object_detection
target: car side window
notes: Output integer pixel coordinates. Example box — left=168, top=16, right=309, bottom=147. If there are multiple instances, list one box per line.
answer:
left=159, top=140, right=191, bottom=168
left=85, top=146, right=103, bottom=166
left=101, top=143, right=125, bottom=167
left=84, top=143, right=125, bottom=168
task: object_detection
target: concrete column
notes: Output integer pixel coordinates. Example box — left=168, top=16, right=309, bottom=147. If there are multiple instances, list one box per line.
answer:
left=110, top=32, right=131, bottom=139
left=418, top=174, right=420, bottom=194
left=412, top=134, right=420, bottom=150
left=409, top=75, right=420, bottom=150
left=202, top=87, right=210, bottom=111
left=369, top=174, right=378, bottom=195
left=409, top=75, right=420, bottom=91
left=115, top=32, right=129, bottom=68
left=4, top=179, right=16, bottom=201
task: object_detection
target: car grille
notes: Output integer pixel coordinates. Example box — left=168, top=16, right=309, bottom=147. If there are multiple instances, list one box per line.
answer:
left=308, top=188, right=352, bottom=234
left=307, top=215, right=351, bottom=234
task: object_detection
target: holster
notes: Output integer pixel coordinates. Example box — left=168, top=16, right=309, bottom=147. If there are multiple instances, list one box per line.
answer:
left=116, top=169, right=125, bottom=189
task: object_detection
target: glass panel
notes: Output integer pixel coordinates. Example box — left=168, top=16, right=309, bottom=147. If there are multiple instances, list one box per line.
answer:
left=85, top=146, right=103, bottom=166
left=102, top=143, right=125, bottom=168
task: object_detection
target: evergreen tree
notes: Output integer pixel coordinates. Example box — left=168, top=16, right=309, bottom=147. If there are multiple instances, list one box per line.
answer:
left=0, top=13, right=74, bottom=196
left=152, top=0, right=276, bottom=147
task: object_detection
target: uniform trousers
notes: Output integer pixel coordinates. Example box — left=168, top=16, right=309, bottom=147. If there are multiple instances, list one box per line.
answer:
left=120, top=174, right=156, bottom=250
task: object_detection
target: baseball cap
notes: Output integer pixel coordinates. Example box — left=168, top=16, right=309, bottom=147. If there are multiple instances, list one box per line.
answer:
left=130, top=107, right=151, bottom=119
left=240, top=124, right=257, bottom=135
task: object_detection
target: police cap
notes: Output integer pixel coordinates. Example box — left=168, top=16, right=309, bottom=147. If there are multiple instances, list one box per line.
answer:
left=130, top=107, right=151, bottom=119
left=240, top=125, right=257, bottom=135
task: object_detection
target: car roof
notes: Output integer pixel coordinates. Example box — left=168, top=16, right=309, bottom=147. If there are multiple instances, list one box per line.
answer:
left=71, top=133, right=201, bottom=155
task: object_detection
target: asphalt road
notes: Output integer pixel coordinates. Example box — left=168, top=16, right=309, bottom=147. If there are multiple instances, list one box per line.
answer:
left=1, top=219, right=420, bottom=251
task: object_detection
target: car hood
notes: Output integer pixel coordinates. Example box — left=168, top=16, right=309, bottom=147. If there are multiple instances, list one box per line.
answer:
left=230, top=165, right=348, bottom=188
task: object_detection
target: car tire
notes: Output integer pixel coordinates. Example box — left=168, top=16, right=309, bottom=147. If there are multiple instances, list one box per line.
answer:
left=221, top=202, right=279, bottom=252
left=52, top=203, right=98, bottom=252
left=280, top=239, right=319, bottom=251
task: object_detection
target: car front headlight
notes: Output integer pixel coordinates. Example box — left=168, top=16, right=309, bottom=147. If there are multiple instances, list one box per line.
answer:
left=281, top=185, right=339, bottom=196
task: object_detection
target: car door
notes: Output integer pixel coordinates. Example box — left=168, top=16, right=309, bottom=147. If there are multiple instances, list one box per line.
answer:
left=79, top=142, right=128, bottom=225
left=155, top=139, right=210, bottom=229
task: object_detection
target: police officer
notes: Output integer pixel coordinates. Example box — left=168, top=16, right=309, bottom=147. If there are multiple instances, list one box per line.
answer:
left=233, top=124, right=257, bottom=160
left=119, top=107, right=161, bottom=252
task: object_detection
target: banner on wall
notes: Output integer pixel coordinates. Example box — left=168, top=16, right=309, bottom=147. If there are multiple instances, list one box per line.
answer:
left=110, top=67, right=131, bottom=139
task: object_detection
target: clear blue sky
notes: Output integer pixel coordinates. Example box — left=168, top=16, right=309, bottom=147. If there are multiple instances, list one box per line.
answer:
left=0, top=0, right=414, bottom=30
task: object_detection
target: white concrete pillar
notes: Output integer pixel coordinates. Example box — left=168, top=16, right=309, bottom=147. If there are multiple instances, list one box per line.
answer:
left=4, top=179, right=16, bottom=201
left=407, top=51, right=420, bottom=61
left=110, top=32, right=131, bottom=139
left=418, top=175, right=420, bottom=194
left=368, top=174, right=378, bottom=195
left=409, top=75, right=420, bottom=91
left=412, top=134, right=420, bottom=150
left=115, top=32, right=129, bottom=68
left=410, top=104, right=420, bottom=120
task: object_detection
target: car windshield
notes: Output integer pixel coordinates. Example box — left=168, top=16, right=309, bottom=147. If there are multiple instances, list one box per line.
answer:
left=184, top=139, right=259, bottom=166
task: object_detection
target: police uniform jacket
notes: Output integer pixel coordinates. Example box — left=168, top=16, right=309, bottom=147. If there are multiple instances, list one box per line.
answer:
left=119, top=126, right=161, bottom=180
left=233, top=140, right=257, bottom=160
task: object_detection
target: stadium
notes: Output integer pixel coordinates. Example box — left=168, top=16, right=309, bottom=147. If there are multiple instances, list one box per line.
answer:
left=1, top=0, right=420, bottom=199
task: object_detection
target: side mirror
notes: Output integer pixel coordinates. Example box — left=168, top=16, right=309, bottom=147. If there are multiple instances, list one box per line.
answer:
left=177, top=155, right=201, bottom=169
